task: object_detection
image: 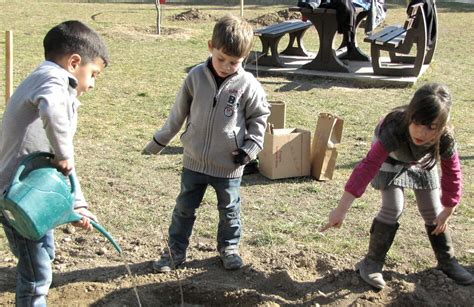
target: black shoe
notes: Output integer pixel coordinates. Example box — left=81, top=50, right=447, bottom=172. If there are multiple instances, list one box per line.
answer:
left=153, top=249, right=186, bottom=273
left=220, top=246, right=243, bottom=270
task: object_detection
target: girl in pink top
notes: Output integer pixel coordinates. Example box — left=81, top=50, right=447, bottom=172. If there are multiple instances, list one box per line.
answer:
left=321, top=83, right=473, bottom=288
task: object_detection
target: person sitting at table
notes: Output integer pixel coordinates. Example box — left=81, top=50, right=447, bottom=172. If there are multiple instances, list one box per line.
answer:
left=353, top=0, right=386, bottom=33
left=299, top=0, right=386, bottom=57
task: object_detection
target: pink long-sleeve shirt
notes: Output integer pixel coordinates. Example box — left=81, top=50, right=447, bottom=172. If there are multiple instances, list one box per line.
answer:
left=344, top=140, right=462, bottom=207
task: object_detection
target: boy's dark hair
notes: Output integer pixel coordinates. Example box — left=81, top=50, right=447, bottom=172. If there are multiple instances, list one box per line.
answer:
left=43, top=20, right=109, bottom=67
left=211, top=14, right=254, bottom=58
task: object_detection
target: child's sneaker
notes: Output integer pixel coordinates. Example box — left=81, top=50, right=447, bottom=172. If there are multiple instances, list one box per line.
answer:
left=220, top=246, right=243, bottom=270
left=153, top=249, right=186, bottom=273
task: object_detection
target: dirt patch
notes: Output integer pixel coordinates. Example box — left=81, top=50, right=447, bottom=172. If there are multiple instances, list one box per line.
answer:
left=1, top=228, right=472, bottom=306
left=249, top=9, right=303, bottom=26
left=170, top=8, right=216, bottom=22
left=102, top=24, right=192, bottom=41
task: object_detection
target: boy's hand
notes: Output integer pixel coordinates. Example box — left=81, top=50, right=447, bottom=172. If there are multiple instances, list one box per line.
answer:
left=52, top=159, right=74, bottom=176
left=431, top=206, right=455, bottom=235
left=72, top=208, right=98, bottom=232
left=142, top=140, right=164, bottom=155
left=320, top=207, right=347, bottom=232
left=232, top=148, right=250, bottom=165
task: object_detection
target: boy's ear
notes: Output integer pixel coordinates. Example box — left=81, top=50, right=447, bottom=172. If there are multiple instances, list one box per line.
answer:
left=207, top=40, right=213, bottom=52
left=67, top=54, right=82, bottom=72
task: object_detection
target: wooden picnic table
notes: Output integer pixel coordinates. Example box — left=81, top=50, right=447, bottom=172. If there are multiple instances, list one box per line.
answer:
left=290, top=6, right=369, bottom=73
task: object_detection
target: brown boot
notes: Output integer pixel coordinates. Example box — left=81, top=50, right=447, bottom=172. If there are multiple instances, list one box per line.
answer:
left=356, top=219, right=399, bottom=289
left=426, top=225, right=474, bottom=285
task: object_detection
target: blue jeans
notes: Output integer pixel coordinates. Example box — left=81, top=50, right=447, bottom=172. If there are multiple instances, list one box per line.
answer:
left=168, top=168, right=242, bottom=254
left=1, top=215, right=54, bottom=307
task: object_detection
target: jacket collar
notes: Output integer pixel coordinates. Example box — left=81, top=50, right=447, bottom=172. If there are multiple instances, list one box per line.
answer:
left=42, top=60, right=78, bottom=89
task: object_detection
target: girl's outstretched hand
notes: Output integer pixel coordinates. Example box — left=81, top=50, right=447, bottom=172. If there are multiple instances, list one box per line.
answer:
left=72, top=208, right=98, bottom=232
left=431, top=206, right=455, bottom=235
left=320, top=207, right=347, bottom=232
left=320, top=191, right=355, bottom=232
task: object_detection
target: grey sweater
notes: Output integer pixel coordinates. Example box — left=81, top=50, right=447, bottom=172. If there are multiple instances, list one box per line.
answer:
left=151, top=58, right=270, bottom=178
left=371, top=113, right=457, bottom=190
left=0, top=61, right=87, bottom=208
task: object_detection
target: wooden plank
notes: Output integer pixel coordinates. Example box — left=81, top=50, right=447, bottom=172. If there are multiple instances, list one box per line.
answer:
left=403, top=18, right=415, bottom=31
left=364, top=26, right=402, bottom=42
left=375, top=28, right=406, bottom=45
left=255, top=21, right=311, bottom=38
left=256, top=23, right=309, bottom=37
left=255, top=21, right=305, bottom=33
left=407, top=3, right=422, bottom=17
left=386, top=34, right=406, bottom=48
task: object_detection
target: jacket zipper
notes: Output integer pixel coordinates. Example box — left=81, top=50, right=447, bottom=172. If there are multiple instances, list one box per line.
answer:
left=202, top=71, right=219, bottom=168
left=202, top=66, right=234, bottom=168
left=233, top=131, right=239, bottom=149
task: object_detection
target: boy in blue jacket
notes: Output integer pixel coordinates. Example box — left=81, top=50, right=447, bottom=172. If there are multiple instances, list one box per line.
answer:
left=143, top=14, right=270, bottom=272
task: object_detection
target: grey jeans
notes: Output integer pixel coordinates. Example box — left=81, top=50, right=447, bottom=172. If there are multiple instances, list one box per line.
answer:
left=376, top=185, right=442, bottom=225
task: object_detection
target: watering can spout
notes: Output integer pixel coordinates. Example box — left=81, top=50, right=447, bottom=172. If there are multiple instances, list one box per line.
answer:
left=90, top=220, right=122, bottom=254
left=69, top=212, right=122, bottom=254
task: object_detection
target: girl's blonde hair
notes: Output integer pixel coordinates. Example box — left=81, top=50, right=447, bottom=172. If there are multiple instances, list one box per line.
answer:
left=211, top=14, right=254, bottom=58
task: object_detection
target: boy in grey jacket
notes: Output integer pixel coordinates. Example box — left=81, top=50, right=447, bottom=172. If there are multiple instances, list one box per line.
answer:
left=0, top=20, right=109, bottom=305
left=143, top=14, right=270, bottom=271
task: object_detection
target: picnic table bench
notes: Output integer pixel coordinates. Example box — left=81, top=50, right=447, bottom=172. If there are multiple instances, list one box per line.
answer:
left=253, top=20, right=312, bottom=67
left=364, top=2, right=437, bottom=77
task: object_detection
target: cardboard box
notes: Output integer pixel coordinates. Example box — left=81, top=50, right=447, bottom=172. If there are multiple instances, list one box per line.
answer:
left=258, top=128, right=311, bottom=179
left=267, top=101, right=286, bottom=129
left=311, top=113, right=344, bottom=181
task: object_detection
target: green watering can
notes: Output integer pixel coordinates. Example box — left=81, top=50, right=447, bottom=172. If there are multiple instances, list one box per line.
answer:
left=0, top=152, right=122, bottom=254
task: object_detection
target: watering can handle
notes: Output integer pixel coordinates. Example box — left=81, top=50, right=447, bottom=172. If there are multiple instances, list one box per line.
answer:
left=11, top=152, right=76, bottom=198
left=68, top=172, right=77, bottom=200
left=12, top=152, right=55, bottom=185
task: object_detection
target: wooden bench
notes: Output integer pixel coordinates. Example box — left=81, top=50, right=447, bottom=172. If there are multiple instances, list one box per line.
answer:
left=364, top=3, right=437, bottom=77
left=253, top=20, right=312, bottom=67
